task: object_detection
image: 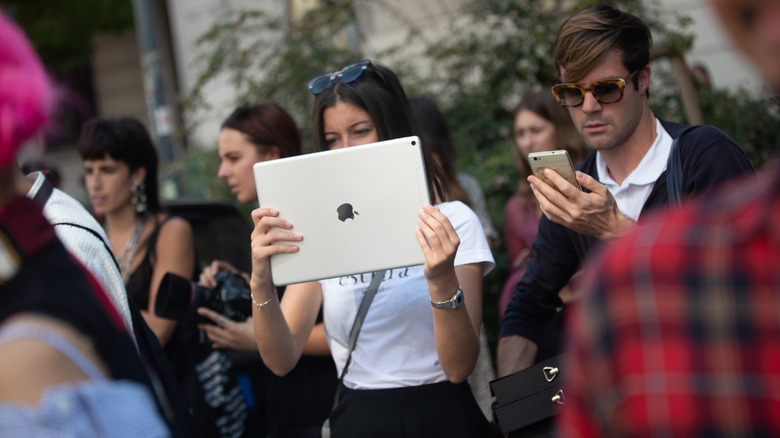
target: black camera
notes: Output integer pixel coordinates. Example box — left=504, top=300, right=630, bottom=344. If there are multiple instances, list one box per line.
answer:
left=155, top=271, right=253, bottom=324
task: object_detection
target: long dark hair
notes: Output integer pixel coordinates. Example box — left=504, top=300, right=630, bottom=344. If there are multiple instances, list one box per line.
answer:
left=311, top=61, right=445, bottom=202
left=221, top=102, right=302, bottom=158
left=409, top=96, right=469, bottom=205
left=76, top=116, right=162, bottom=214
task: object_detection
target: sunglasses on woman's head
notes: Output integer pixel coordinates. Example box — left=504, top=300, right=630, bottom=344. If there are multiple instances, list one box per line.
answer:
left=307, top=60, right=373, bottom=95
left=551, top=70, right=639, bottom=108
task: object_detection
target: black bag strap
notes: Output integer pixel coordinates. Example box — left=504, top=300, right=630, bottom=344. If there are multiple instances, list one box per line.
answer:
left=52, top=222, right=121, bottom=270
left=331, top=270, right=386, bottom=405
left=666, top=125, right=698, bottom=206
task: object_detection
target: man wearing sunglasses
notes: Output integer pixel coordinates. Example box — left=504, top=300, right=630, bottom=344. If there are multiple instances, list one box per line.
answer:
left=497, top=4, right=754, bottom=376
left=558, top=0, right=780, bottom=434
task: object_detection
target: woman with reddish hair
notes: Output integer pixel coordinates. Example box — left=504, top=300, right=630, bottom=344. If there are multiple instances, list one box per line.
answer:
left=197, top=102, right=338, bottom=437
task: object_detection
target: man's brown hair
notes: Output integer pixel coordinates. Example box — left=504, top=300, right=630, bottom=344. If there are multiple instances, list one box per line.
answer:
left=553, top=5, right=651, bottom=88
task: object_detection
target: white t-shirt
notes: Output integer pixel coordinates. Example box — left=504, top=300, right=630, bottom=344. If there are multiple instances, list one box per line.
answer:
left=320, top=201, right=494, bottom=390
left=596, top=118, right=673, bottom=221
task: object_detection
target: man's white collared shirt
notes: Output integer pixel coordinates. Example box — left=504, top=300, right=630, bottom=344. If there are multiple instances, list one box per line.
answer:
left=595, top=118, right=673, bottom=222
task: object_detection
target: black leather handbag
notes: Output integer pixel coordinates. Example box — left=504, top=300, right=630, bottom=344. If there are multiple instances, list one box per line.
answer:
left=490, top=355, right=564, bottom=437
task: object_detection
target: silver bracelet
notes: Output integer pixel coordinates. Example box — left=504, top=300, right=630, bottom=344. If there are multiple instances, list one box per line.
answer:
left=251, top=293, right=274, bottom=310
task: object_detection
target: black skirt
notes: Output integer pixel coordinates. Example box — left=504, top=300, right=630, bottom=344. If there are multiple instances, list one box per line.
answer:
left=329, top=380, right=498, bottom=438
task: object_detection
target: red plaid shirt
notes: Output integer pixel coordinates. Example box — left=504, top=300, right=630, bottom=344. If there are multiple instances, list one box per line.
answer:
left=558, top=166, right=780, bottom=437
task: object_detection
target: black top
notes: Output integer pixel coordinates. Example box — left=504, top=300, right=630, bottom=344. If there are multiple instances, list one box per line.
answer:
left=123, top=216, right=249, bottom=438
left=262, top=286, right=338, bottom=435
left=500, top=118, right=755, bottom=345
left=125, top=215, right=173, bottom=311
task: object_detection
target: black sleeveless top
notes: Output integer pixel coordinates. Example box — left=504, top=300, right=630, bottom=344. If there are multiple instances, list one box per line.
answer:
left=125, top=216, right=175, bottom=311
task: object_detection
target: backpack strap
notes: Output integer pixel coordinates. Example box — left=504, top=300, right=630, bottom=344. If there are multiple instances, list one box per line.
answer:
left=666, top=125, right=698, bottom=207
left=51, top=222, right=121, bottom=271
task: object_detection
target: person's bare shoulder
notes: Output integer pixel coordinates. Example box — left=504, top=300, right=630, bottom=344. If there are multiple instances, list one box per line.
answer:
left=157, top=216, right=194, bottom=242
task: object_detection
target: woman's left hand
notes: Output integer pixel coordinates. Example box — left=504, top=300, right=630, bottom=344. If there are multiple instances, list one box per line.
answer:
left=416, top=204, right=459, bottom=283
left=197, top=307, right=258, bottom=351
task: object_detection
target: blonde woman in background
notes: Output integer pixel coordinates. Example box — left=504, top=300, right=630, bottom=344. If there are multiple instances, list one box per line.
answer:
left=499, top=90, right=587, bottom=361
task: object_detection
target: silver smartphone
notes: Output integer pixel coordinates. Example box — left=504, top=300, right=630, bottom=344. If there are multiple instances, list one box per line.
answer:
left=527, top=150, right=581, bottom=191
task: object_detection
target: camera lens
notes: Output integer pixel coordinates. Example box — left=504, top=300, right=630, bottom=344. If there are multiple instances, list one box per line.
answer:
left=155, top=272, right=196, bottom=320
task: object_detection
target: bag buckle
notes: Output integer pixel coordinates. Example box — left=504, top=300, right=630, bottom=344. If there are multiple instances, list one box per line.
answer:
left=543, top=366, right=558, bottom=382
left=551, top=389, right=566, bottom=405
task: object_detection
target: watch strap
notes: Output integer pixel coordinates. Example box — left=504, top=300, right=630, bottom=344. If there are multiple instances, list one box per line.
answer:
left=430, top=287, right=464, bottom=309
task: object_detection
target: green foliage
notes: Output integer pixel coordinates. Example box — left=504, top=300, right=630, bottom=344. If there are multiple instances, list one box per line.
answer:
left=182, top=2, right=363, bottom=149
left=645, top=63, right=779, bottom=168
left=178, top=148, right=255, bottom=218
left=696, top=88, right=779, bottom=168
left=180, top=147, right=229, bottom=200
left=2, top=0, right=133, bottom=72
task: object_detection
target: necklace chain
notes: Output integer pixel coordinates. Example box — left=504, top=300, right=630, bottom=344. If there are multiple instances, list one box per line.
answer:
left=117, top=217, right=145, bottom=284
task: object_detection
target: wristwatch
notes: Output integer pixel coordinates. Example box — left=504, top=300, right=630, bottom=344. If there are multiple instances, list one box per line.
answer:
left=430, top=287, right=464, bottom=310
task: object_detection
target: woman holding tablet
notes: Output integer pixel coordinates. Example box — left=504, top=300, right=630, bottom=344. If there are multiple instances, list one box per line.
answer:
left=249, top=60, right=496, bottom=437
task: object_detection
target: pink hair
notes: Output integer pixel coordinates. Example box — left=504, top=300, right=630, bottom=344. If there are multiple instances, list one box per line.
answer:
left=0, top=11, right=52, bottom=167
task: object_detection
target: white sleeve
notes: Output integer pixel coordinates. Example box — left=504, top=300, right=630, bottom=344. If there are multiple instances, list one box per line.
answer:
left=440, top=201, right=495, bottom=276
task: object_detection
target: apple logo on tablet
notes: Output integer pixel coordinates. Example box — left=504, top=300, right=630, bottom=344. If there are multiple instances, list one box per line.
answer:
left=337, top=203, right=359, bottom=222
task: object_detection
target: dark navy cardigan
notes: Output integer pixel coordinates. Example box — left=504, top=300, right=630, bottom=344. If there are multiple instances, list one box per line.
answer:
left=499, top=118, right=755, bottom=344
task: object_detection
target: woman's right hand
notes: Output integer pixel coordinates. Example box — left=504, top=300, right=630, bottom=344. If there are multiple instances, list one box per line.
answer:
left=197, top=308, right=258, bottom=351
left=249, top=207, right=301, bottom=289
left=198, top=260, right=243, bottom=289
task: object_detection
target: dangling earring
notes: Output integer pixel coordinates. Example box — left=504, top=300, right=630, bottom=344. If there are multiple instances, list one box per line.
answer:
left=131, top=179, right=147, bottom=214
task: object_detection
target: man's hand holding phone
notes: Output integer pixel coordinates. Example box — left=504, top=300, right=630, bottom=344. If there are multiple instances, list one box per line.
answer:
left=527, top=154, right=635, bottom=241
left=528, top=150, right=581, bottom=191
